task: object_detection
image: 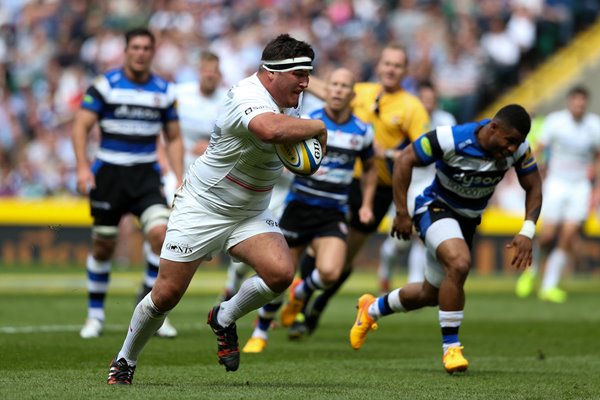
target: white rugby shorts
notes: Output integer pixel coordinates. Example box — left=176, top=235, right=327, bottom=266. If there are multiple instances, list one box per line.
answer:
left=423, top=218, right=465, bottom=288
left=161, top=184, right=282, bottom=263
left=542, top=177, right=591, bottom=224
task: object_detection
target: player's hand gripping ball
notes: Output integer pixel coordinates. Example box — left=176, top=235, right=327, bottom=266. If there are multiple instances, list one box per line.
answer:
left=275, top=137, right=323, bottom=176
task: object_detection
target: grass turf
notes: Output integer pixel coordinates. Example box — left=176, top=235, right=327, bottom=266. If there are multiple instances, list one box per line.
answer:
left=0, top=270, right=599, bottom=399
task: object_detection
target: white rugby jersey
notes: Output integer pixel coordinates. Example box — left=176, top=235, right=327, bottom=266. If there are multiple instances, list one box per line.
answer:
left=81, top=69, right=178, bottom=166
left=186, top=73, right=302, bottom=217
left=539, top=109, right=600, bottom=182
left=175, top=81, right=228, bottom=168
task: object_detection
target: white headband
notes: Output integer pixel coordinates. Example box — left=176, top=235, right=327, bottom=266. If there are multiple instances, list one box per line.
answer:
left=262, top=56, right=313, bottom=72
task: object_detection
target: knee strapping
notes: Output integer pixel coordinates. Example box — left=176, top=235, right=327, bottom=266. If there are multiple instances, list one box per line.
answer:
left=140, top=205, right=170, bottom=234
left=92, top=225, right=119, bottom=240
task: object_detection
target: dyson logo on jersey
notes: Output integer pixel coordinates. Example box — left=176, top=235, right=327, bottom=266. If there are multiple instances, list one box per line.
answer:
left=452, top=173, right=503, bottom=187
left=114, top=105, right=161, bottom=120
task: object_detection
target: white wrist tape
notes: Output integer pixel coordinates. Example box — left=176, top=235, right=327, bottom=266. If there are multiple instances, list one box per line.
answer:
left=519, top=220, right=536, bottom=239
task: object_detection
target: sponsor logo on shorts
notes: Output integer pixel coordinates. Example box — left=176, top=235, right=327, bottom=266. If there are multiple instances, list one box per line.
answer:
left=265, top=219, right=279, bottom=227
left=165, top=242, right=192, bottom=255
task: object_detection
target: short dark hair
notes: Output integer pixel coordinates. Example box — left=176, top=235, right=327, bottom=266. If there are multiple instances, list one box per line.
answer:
left=494, top=104, right=531, bottom=137
left=261, top=34, right=314, bottom=62
left=125, top=27, right=155, bottom=47
left=568, top=85, right=589, bottom=99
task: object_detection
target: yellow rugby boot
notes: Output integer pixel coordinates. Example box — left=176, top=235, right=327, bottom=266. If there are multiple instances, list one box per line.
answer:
left=349, top=294, right=378, bottom=350
left=280, top=278, right=304, bottom=327
left=442, top=346, right=469, bottom=374
left=242, top=337, right=267, bottom=353
left=515, top=269, right=536, bottom=298
left=538, top=287, right=567, bottom=303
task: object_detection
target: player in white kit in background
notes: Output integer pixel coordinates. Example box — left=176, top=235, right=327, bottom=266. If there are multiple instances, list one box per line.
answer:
left=378, top=82, right=457, bottom=292
left=162, top=51, right=229, bottom=203
left=515, top=86, right=600, bottom=303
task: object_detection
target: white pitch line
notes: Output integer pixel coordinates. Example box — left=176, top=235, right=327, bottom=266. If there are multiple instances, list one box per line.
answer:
left=0, top=323, right=206, bottom=334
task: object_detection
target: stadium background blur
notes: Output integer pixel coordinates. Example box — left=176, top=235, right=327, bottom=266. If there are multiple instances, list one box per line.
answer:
left=0, top=0, right=599, bottom=276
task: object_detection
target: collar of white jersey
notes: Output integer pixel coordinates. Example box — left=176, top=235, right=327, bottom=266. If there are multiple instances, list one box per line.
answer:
left=261, top=57, right=313, bottom=72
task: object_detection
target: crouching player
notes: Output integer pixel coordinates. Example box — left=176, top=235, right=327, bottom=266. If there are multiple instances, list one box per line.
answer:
left=349, top=104, right=542, bottom=373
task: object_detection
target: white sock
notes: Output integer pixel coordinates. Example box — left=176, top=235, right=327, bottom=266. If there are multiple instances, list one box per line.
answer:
left=368, top=288, right=406, bottom=320
left=86, top=254, right=111, bottom=321
left=407, top=240, right=426, bottom=283
left=387, top=288, right=406, bottom=313
left=295, top=268, right=327, bottom=301
left=541, top=248, right=568, bottom=290
left=143, top=242, right=160, bottom=287
left=117, top=293, right=168, bottom=366
left=439, top=310, right=463, bottom=353
left=217, top=275, right=278, bottom=327
left=225, top=260, right=250, bottom=293
left=250, top=327, right=269, bottom=340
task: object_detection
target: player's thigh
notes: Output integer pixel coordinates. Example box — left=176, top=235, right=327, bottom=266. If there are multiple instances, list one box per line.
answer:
left=541, top=178, right=578, bottom=223
left=227, top=208, right=294, bottom=290
left=563, top=180, right=591, bottom=223
left=152, top=257, right=202, bottom=311
left=229, top=232, right=295, bottom=291
left=89, top=163, right=129, bottom=232
left=161, top=187, right=231, bottom=262
left=417, top=211, right=472, bottom=287
left=312, top=236, right=347, bottom=279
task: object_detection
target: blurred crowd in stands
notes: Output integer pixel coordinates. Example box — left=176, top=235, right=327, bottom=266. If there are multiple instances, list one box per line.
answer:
left=0, top=0, right=598, bottom=199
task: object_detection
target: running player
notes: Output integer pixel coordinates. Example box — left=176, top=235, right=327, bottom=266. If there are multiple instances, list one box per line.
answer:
left=378, top=82, right=457, bottom=292
left=515, top=86, right=600, bottom=303
left=106, top=34, right=327, bottom=384
left=350, top=104, right=542, bottom=374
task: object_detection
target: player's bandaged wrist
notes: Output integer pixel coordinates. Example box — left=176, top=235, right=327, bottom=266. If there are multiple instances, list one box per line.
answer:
left=518, top=220, right=536, bottom=239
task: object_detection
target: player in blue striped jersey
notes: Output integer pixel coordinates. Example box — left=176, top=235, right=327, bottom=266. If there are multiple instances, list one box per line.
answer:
left=242, top=68, right=378, bottom=352
left=349, top=104, right=543, bottom=373
left=72, top=28, right=184, bottom=340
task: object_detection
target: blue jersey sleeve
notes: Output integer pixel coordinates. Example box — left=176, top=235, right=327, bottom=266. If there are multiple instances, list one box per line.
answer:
left=164, top=99, right=179, bottom=122
left=514, top=145, right=538, bottom=175
left=80, top=85, right=104, bottom=114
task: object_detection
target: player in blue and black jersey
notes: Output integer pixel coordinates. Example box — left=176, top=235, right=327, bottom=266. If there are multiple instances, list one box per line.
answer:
left=72, top=27, right=184, bottom=340
left=242, top=68, right=378, bottom=353
left=349, top=104, right=543, bottom=373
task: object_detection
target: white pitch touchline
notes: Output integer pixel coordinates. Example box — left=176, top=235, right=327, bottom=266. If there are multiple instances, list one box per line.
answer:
left=0, top=323, right=206, bottom=334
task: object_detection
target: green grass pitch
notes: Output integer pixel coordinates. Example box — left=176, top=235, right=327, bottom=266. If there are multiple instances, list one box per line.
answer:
left=0, top=268, right=599, bottom=399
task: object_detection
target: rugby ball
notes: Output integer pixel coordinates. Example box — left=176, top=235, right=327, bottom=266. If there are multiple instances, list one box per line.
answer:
left=275, top=137, right=323, bottom=177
